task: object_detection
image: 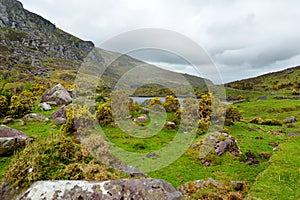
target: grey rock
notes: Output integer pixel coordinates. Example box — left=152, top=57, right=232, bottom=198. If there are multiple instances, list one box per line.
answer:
left=24, top=113, right=46, bottom=121
left=50, top=105, right=69, bottom=119
left=142, top=107, right=151, bottom=114
left=134, top=114, right=148, bottom=123
left=0, top=125, right=28, bottom=155
left=3, top=117, right=13, bottom=124
left=40, top=102, right=51, bottom=111
left=53, top=117, right=66, bottom=125
left=283, top=116, right=297, bottom=123
left=257, top=96, right=268, bottom=100
left=17, top=179, right=182, bottom=200
left=42, top=84, right=72, bottom=105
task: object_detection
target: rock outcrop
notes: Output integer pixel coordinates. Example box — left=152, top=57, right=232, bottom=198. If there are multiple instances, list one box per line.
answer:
left=0, top=125, right=28, bottom=155
left=199, top=132, right=241, bottom=166
left=17, top=179, right=182, bottom=200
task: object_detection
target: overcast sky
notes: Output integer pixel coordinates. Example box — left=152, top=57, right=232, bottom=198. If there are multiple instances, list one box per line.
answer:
left=19, top=0, right=300, bottom=83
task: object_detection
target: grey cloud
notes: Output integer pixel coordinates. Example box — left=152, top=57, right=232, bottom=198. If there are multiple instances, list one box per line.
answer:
left=19, top=0, right=300, bottom=83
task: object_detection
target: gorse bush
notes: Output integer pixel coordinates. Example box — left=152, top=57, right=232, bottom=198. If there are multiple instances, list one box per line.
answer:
left=61, top=104, right=96, bottom=136
left=163, top=95, right=180, bottom=112
left=0, top=95, right=9, bottom=117
left=96, top=104, right=114, bottom=126
left=9, top=95, right=33, bottom=118
left=226, top=106, right=243, bottom=122
left=2, top=132, right=119, bottom=189
left=149, top=97, right=163, bottom=108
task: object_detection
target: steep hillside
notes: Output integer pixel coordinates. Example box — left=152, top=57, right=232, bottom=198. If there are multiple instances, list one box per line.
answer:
left=226, top=66, right=300, bottom=93
left=0, top=0, right=211, bottom=96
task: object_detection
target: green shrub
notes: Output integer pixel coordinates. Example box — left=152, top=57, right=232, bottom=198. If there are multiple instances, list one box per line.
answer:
left=95, top=95, right=106, bottom=103
left=262, top=119, right=283, bottom=126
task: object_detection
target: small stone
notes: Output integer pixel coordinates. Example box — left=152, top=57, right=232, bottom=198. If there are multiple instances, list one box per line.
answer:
left=3, top=117, right=14, bottom=124
left=54, top=117, right=66, bottom=125
left=230, top=181, right=244, bottom=191
left=283, top=116, right=297, bottom=123
left=39, top=102, right=52, bottom=111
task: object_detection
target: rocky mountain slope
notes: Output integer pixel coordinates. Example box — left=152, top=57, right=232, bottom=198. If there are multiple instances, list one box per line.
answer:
left=0, top=0, right=211, bottom=96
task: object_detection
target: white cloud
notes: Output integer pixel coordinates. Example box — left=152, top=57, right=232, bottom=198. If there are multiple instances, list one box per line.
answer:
left=19, top=0, right=300, bottom=83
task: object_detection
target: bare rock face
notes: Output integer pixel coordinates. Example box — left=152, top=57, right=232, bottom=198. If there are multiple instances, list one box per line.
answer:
left=42, top=84, right=72, bottom=105
left=0, top=125, right=28, bottom=155
left=17, top=179, right=182, bottom=200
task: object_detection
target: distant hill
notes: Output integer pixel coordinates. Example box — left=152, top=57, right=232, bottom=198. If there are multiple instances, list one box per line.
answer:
left=226, top=66, right=300, bottom=92
left=0, top=0, right=211, bottom=96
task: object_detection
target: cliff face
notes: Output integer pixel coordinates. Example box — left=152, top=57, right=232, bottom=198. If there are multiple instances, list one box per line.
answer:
left=0, top=0, right=94, bottom=66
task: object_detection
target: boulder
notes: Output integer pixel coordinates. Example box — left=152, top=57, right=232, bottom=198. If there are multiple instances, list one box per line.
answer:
left=53, top=117, right=66, bottom=125
left=17, top=179, right=182, bottom=200
left=24, top=113, right=46, bottom=121
left=134, top=115, right=148, bottom=123
left=0, top=125, right=28, bottom=155
left=165, top=121, right=176, bottom=130
left=39, top=102, right=52, bottom=111
left=283, top=116, right=297, bottom=123
left=50, top=105, right=69, bottom=119
left=199, top=132, right=241, bottom=166
left=41, top=84, right=72, bottom=105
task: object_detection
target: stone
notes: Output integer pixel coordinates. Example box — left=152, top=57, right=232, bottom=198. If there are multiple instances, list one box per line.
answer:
left=0, top=125, right=28, bottom=155
left=257, top=96, right=268, bottom=100
left=24, top=113, right=46, bottom=121
left=18, top=119, right=25, bottom=126
left=17, top=179, right=182, bottom=200
left=178, top=178, right=223, bottom=198
left=142, top=107, right=151, bottom=114
left=199, top=132, right=241, bottom=166
left=288, top=133, right=300, bottom=137
left=53, top=117, right=66, bottom=125
left=283, top=116, right=297, bottom=123
left=39, top=102, right=51, bottom=111
left=166, top=121, right=176, bottom=130
left=134, top=115, right=148, bottom=123
left=259, top=152, right=271, bottom=159
left=41, top=84, right=72, bottom=105
left=242, top=151, right=259, bottom=165
left=215, top=139, right=233, bottom=156
left=230, top=181, right=244, bottom=191
left=146, top=152, right=160, bottom=159
left=50, top=105, right=69, bottom=119
left=3, top=117, right=13, bottom=124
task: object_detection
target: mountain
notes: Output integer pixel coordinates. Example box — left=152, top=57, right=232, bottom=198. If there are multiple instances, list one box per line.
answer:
left=0, top=0, right=211, bottom=96
left=226, top=66, right=300, bottom=92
